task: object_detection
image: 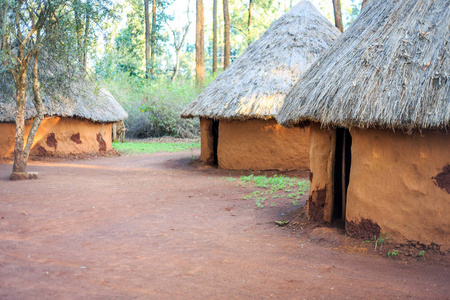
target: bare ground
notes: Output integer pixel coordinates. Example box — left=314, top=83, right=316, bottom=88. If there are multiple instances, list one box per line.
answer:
left=0, top=150, right=449, bottom=299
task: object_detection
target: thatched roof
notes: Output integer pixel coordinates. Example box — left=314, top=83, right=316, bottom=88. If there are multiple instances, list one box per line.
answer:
left=181, top=0, right=340, bottom=120
left=277, top=0, right=450, bottom=130
left=0, top=78, right=128, bottom=123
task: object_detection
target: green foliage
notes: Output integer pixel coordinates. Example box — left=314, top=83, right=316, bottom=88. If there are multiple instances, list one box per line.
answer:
left=388, top=249, right=399, bottom=258
left=238, top=174, right=309, bottom=208
left=418, top=250, right=426, bottom=258
left=112, top=140, right=199, bottom=155
left=101, top=74, right=200, bottom=138
left=363, top=233, right=390, bottom=250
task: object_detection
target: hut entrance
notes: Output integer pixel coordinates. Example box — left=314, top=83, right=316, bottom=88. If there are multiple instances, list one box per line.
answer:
left=212, top=119, right=219, bottom=165
left=332, top=128, right=352, bottom=223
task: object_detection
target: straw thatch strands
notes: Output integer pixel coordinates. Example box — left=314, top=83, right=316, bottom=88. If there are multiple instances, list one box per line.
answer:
left=0, top=80, right=127, bottom=123
left=277, top=0, right=449, bottom=130
left=277, top=0, right=450, bottom=250
left=181, top=0, right=340, bottom=120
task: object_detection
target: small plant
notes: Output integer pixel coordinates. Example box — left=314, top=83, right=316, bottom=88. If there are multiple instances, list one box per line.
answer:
left=363, top=233, right=389, bottom=250
left=292, top=200, right=298, bottom=206
left=226, top=177, right=236, bottom=182
left=235, top=174, right=309, bottom=208
left=388, top=249, right=399, bottom=258
left=418, top=250, right=426, bottom=258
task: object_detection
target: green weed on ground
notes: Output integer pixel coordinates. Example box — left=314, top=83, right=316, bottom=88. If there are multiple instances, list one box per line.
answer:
left=238, top=174, right=309, bottom=208
left=113, top=141, right=200, bottom=155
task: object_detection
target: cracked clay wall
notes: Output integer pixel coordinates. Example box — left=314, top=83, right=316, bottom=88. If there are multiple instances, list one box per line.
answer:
left=0, top=117, right=113, bottom=158
left=347, top=128, right=450, bottom=250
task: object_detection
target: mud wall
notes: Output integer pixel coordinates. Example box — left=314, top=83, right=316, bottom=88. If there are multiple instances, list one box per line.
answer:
left=199, top=117, right=215, bottom=164
left=307, top=122, right=336, bottom=223
left=217, top=119, right=310, bottom=170
left=0, top=117, right=113, bottom=158
left=347, top=128, right=450, bottom=250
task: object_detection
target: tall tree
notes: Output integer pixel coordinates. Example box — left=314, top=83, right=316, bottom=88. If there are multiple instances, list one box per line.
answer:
left=247, top=0, right=253, bottom=35
left=150, top=0, right=157, bottom=74
left=196, top=0, right=205, bottom=87
left=144, top=0, right=151, bottom=76
left=223, top=0, right=230, bottom=70
left=212, top=0, right=218, bottom=75
left=0, top=0, right=75, bottom=178
left=332, top=0, right=344, bottom=32
left=168, top=0, right=191, bottom=82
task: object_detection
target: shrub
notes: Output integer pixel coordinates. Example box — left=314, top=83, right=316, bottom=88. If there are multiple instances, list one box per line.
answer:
left=101, top=75, right=200, bottom=138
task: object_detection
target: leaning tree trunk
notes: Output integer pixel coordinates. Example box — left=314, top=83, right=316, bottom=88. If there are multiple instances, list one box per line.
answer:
left=332, top=0, right=344, bottom=32
left=83, top=13, right=90, bottom=73
left=11, top=51, right=44, bottom=174
left=223, top=0, right=230, bottom=70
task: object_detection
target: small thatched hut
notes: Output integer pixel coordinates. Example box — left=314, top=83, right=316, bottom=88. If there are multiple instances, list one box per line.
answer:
left=181, top=1, right=340, bottom=170
left=277, top=0, right=449, bottom=250
left=0, top=80, right=128, bottom=157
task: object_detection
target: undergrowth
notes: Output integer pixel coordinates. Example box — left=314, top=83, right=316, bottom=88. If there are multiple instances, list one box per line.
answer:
left=102, top=75, right=200, bottom=139
left=238, top=174, right=309, bottom=208
left=113, top=141, right=200, bottom=155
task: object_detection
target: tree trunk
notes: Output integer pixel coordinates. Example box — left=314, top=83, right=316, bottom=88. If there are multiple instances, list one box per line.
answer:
left=83, top=12, right=90, bottom=73
left=0, top=1, right=7, bottom=51
left=212, top=0, right=218, bottom=75
left=150, top=0, right=157, bottom=75
left=23, top=50, right=44, bottom=159
left=171, top=49, right=181, bottom=82
left=247, top=0, right=253, bottom=35
left=332, top=0, right=344, bottom=32
left=361, top=0, right=369, bottom=9
left=196, top=0, right=205, bottom=87
left=144, top=0, right=151, bottom=76
left=223, top=0, right=230, bottom=70
left=12, top=68, right=28, bottom=173
left=74, top=5, right=83, bottom=66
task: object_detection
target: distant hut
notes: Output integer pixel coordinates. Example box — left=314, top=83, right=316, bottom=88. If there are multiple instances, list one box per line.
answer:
left=0, top=79, right=128, bottom=157
left=181, top=1, right=340, bottom=170
left=277, top=0, right=449, bottom=249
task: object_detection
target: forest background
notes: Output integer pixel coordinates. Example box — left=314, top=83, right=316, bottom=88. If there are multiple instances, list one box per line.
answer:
left=2, top=0, right=366, bottom=141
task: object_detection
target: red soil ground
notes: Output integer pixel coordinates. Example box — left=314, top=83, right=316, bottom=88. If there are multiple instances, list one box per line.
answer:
left=0, top=151, right=449, bottom=299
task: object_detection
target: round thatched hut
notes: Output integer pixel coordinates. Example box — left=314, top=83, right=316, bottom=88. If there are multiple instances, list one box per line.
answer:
left=0, top=80, right=128, bottom=158
left=277, top=0, right=449, bottom=250
left=181, top=0, right=340, bottom=170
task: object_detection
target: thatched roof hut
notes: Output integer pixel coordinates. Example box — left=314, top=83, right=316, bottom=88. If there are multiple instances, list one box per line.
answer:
left=0, top=78, right=128, bottom=157
left=277, top=0, right=450, bottom=250
left=277, top=0, right=449, bottom=130
left=0, top=80, right=127, bottom=123
left=181, top=0, right=340, bottom=120
left=182, top=1, right=340, bottom=170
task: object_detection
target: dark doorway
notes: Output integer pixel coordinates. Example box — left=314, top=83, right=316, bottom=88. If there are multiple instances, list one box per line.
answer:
left=212, top=119, right=219, bottom=165
left=332, top=128, right=352, bottom=222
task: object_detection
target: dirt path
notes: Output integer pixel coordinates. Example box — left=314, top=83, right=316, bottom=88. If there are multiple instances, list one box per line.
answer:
left=0, top=151, right=448, bottom=299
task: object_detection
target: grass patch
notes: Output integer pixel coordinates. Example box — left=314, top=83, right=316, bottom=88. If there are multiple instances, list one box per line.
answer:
left=238, top=174, right=309, bottom=208
left=113, top=141, right=200, bottom=155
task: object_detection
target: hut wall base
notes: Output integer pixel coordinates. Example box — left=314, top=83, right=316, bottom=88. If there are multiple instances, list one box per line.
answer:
left=347, top=128, right=450, bottom=251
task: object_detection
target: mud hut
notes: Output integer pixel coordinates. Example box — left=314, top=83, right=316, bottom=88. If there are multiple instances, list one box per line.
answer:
left=277, top=0, right=450, bottom=250
left=0, top=79, right=128, bottom=158
left=181, top=1, right=340, bottom=170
